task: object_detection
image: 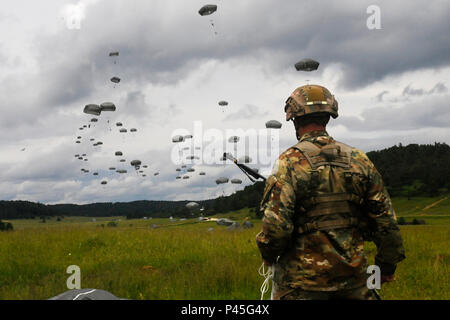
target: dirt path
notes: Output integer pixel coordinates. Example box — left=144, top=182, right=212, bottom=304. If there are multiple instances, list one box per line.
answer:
left=424, top=196, right=449, bottom=210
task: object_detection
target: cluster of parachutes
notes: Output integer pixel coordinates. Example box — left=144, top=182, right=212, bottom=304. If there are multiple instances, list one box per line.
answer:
left=74, top=51, right=161, bottom=185
left=72, top=4, right=321, bottom=194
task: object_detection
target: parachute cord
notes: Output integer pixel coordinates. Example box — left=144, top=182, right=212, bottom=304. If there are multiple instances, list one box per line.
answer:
left=258, top=263, right=273, bottom=300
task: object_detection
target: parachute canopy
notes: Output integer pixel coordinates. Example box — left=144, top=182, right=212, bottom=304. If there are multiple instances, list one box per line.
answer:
left=100, top=102, right=116, bottom=112
left=110, top=77, right=121, bottom=83
left=198, top=4, right=217, bottom=16
left=84, top=104, right=102, bottom=116
left=216, top=177, right=229, bottom=184
left=186, top=202, right=200, bottom=209
left=265, top=120, right=282, bottom=129
left=172, top=135, right=184, bottom=143
left=130, top=160, right=142, bottom=167
left=294, top=58, right=320, bottom=72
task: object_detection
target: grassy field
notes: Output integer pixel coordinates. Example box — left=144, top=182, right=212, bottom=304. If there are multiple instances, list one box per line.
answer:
left=0, top=197, right=448, bottom=300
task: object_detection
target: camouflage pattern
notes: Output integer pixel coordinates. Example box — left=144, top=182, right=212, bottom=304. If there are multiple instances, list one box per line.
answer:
left=256, top=130, right=405, bottom=299
left=284, top=85, right=338, bottom=121
left=279, top=285, right=378, bottom=300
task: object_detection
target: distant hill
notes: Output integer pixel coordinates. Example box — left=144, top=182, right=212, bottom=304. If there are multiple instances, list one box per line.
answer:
left=366, top=142, right=450, bottom=197
left=1, top=142, right=448, bottom=220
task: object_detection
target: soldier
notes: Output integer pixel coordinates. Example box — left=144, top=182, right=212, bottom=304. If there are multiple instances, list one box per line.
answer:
left=256, top=84, right=405, bottom=300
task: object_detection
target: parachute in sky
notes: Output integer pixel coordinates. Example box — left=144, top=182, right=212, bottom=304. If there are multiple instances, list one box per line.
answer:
left=172, top=135, right=184, bottom=143
left=84, top=104, right=102, bottom=116
left=198, top=4, right=217, bottom=16
left=215, top=177, right=229, bottom=184
left=186, top=202, right=200, bottom=209
left=130, top=160, right=142, bottom=167
left=294, top=58, right=320, bottom=72
left=265, top=120, right=282, bottom=129
left=100, top=102, right=116, bottom=112
left=110, top=77, right=121, bottom=84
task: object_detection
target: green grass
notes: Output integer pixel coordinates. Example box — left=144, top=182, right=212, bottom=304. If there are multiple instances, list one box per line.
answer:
left=0, top=197, right=448, bottom=300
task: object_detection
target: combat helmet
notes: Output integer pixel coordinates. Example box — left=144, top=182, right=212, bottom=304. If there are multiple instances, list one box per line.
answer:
left=284, top=84, right=338, bottom=121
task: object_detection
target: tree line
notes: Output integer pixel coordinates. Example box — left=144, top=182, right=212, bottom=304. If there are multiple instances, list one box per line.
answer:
left=0, top=142, right=448, bottom=220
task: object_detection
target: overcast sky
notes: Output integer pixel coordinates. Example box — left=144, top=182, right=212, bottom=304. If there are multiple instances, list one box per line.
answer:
left=0, top=0, right=449, bottom=204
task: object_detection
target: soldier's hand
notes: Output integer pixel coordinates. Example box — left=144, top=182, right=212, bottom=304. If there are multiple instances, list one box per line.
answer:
left=381, top=275, right=394, bottom=284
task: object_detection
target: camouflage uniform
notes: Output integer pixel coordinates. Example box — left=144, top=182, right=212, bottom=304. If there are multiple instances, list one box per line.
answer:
left=256, top=130, right=405, bottom=300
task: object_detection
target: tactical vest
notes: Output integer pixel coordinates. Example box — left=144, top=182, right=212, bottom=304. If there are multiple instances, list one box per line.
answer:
left=292, top=140, right=365, bottom=235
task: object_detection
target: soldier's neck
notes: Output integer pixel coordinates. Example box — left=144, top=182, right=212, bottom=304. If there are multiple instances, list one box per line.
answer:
left=298, top=124, right=327, bottom=139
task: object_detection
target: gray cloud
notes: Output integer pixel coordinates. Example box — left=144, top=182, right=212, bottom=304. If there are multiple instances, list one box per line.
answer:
left=335, top=95, right=450, bottom=131
left=0, top=0, right=448, bottom=204
left=223, top=104, right=268, bottom=122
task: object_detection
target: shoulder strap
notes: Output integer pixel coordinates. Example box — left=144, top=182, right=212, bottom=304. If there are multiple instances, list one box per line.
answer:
left=292, top=140, right=352, bottom=169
